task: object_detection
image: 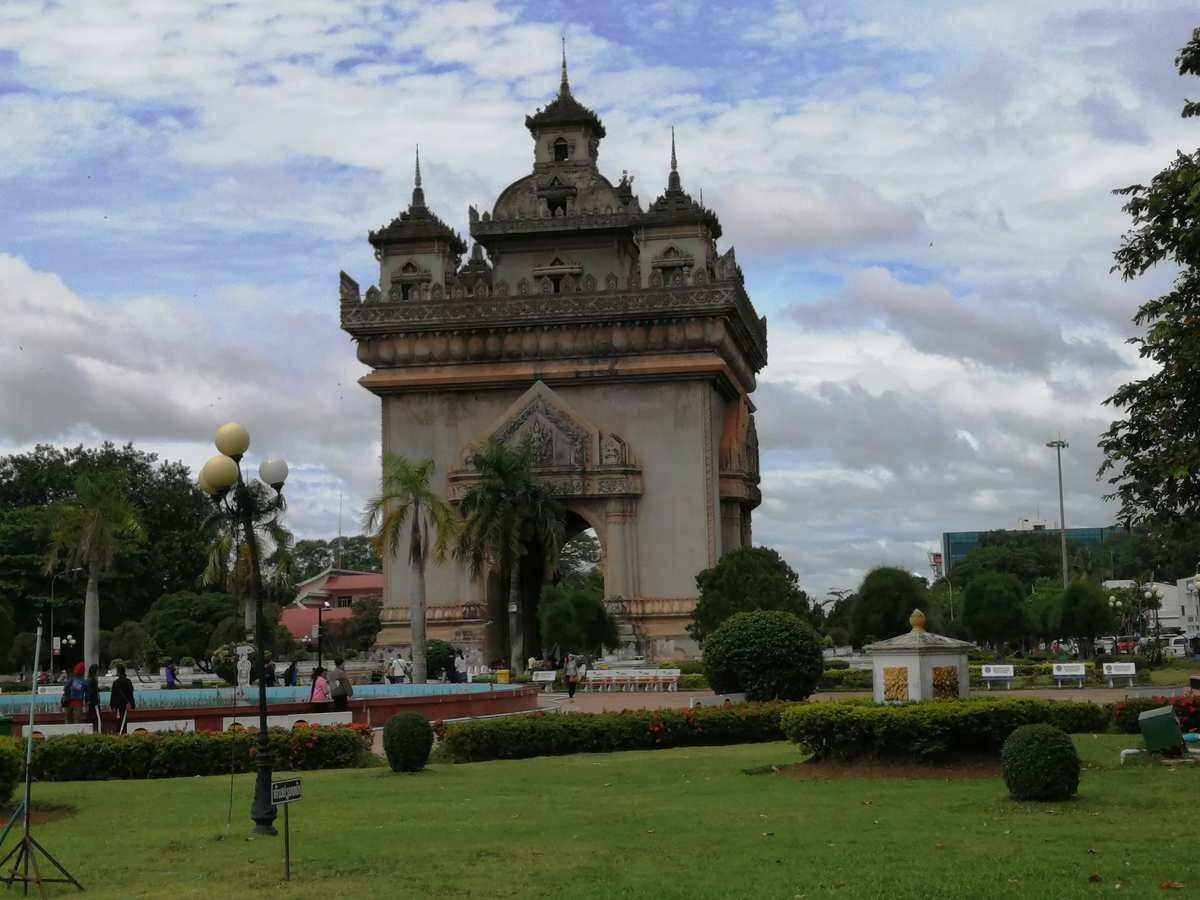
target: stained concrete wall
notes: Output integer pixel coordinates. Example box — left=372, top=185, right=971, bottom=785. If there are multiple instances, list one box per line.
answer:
left=380, top=378, right=720, bottom=613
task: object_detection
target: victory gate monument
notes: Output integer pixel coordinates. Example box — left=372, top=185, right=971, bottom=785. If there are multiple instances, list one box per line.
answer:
left=339, top=54, right=766, bottom=662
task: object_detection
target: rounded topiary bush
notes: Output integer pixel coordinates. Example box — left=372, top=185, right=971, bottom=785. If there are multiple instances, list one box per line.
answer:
left=426, top=640, right=454, bottom=680
left=702, top=610, right=824, bottom=701
left=383, top=713, right=435, bottom=773
left=1001, top=724, right=1080, bottom=801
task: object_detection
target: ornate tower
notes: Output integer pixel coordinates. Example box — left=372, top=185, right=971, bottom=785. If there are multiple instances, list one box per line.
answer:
left=340, top=60, right=766, bottom=661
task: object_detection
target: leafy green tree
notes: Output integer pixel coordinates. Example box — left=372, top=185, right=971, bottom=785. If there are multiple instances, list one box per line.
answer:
left=44, top=471, right=143, bottom=668
left=924, top=579, right=965, bottom=637
left=0, top=443, right=211, bottom=631
left=455, top=441, right=564, bottom=674
left=962, top=572, right=1027, bottom=649
left=1107, top=524, right=1200, bottom=582
left=688, top=546, right=815, bottom=642
left=363, top=455, right=458, bottom=684
left=201, top=482, right=293, bottom=632
left=325, top=597, right=384, bottom=653
left=426, top=639, right=454, bottom=680
left=1099, top=28, right=1200, bottom=527
left=9, top=633, right=36, bottom=673
left=1059, top=580, right=1115, bottom=658
left=849, top=567, right=924, bottom=647
left=1026, top=578, right=1064, bottom=643
left=291, top=536, right=381, bottom=581
left=557, top=530, right=601, bottom=578
left=143, top=591, right=238, bottom=662
left=107, top=620, right=158, bottom=671
left=538, top=569, right=617, bottom=657
left=950, top=530, right=1072, bottom=593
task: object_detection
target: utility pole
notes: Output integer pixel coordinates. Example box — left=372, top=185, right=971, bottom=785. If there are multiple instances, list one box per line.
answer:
left=1046, top=439, right=1069, bottom=589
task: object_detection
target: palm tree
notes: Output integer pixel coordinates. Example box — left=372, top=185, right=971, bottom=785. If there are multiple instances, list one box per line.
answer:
left=44, top=471, right=143, bottom=669
left=363, top=455, right=458, bottom=683
left=201, top=481, right=293, bottom=633
left=455, top=440, right=564, bottom=674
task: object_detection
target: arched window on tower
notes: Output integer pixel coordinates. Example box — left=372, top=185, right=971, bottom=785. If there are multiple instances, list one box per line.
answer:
left=553, top=137, right=569, bottom=161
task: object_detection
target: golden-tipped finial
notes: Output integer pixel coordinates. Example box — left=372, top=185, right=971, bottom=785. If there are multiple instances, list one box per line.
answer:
left=909, top=609, right=927, bottom=632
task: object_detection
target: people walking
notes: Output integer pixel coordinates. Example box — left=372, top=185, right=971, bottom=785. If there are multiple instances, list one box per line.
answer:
left=163, top=659, right=177, bottom=689
left=85, top=664, right=102, bottom=732
left=564, top=654, right=579, bottom=700
left=61, top=662, right=87, bottom=724
left=109, top=663, right=135, bottom=733
left=330, top=658, right=353, bottom=711
left=310, top=666, right=330, bottom=709
left=263, top=657, right=277, bottom=687
left=389, top=654, right=407, bottom=684
left=454, top=649, right=467, bottom=684
left=284, top=660, right=299, bottom=687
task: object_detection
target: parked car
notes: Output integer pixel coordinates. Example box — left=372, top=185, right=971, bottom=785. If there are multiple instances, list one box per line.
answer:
left=1166, top=635, right=1191, bottom=659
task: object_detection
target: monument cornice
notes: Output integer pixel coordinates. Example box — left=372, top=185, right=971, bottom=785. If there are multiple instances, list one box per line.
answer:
left=341, top=283, right=767, bottom=372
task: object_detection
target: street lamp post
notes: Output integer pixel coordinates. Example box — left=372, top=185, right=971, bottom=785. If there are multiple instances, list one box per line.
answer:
left=47, top=568, right=82, bottom=680
left=199, top=422, right=289, bottom=837
left=317, top=600, right=331, bottom=669
left=1046, top=439, right=1070, bottom=589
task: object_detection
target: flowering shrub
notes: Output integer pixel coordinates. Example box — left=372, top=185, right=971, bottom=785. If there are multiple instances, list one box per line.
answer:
left=440, top=702, right=789, bottom=763
left=782, top=698, right=1110, bottom=762
left=1111, top=693, right=1200, bottom=734
left=29, top=724, right=372, bottom=781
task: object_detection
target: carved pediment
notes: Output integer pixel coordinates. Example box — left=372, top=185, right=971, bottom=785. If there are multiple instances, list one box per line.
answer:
left=487, top=381, right=594, bottom=467
left=449, top=381, right=642, bottom=500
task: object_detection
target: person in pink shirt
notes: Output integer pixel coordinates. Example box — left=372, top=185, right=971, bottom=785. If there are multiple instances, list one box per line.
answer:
left=309, top=666, right=330, bottom=710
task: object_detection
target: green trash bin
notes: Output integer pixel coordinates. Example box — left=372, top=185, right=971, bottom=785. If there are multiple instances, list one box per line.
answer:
left=1138, top=706, right=1183, bottom=753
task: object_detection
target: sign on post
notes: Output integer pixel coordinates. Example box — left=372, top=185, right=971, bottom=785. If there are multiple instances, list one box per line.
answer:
left=271, top=778, right=302, bottom=805
left=271, top=778, right=301, bottom=881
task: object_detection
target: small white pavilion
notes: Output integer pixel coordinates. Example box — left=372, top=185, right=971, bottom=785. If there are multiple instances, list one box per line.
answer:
left=864, top=609, right=974, bottom=703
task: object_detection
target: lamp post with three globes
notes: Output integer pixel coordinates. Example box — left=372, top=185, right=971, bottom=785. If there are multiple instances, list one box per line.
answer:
left=198, top=422, right=289, bottom=836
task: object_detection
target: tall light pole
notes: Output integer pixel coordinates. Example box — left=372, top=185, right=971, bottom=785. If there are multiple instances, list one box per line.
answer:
left=47, top=568, right=81, bottom=680
left=200, top=422, right=289, bottom=837
left=1047, top=439, right=1070, bottom=589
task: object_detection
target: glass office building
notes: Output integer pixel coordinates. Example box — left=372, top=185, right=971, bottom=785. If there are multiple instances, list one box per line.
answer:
left=942, top=526, right=1121, bottom=574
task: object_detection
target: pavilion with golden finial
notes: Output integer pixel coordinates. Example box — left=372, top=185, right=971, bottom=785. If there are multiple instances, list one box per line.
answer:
left=864, top=609, right=975, bottom=703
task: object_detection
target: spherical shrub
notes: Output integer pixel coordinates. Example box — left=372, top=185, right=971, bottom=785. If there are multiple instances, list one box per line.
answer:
left=383, top=713, right=435, bottom=773
left=1001, top=724, right=1080, bottom=801
left=702, top=610, right=824, bottom=701
left=425, top=640, right=454, bottom=680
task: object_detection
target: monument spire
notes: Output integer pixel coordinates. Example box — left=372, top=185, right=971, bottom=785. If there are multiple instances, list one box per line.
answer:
left=667, top=127, right=682, bottom=192
left=411, top=144, right=426, bottom=209
left=560, top=35, right=569, bottom=94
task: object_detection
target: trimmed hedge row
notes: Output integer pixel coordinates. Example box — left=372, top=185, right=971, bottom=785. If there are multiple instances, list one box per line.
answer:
left=817, top=668, right=873, bottom=690
left=29, top=724, right=374, bottom=781
left=781, top=698, right=1110, bottom=761
left=441, top=703, right=788, bottom=763
left=0, top=739, right=20, bottom=804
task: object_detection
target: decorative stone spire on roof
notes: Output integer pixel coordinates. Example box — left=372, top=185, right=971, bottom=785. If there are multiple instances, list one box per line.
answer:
left=525, top=39, right=606, bottom=139
left=411, top=145, right=425, bottom=209
left=458, top=242, right=493, bottom=286
left=863, top=608, right=975, bottom=654
left=368, top=146, right=467, bottom=254
left=644, top=128, right=722, bottom=239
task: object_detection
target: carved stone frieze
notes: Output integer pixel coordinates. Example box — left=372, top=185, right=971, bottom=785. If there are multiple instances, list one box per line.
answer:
left=340, top=283, right=766, bottom=372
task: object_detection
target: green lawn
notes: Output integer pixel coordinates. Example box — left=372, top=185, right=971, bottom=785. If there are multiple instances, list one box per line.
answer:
left=12, top=735, right=1200, bottom=899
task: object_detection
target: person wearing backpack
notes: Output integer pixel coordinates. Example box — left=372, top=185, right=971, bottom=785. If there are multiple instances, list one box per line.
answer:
left=61, top=662, right=87, bottom=724
left=329, top=658, right=353, bottom=711
left=109, top=663, right=136, bottom=733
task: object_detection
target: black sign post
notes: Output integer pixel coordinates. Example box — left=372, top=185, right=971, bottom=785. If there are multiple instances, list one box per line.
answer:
left=270, top=778, right=302, bottom=880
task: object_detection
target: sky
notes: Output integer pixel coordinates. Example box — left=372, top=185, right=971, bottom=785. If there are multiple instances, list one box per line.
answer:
left=0, top=0, right=1196, bottom=600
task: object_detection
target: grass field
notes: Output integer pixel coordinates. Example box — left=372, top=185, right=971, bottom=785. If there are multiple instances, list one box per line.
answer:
left=11, top=734, right=1200, bottom=899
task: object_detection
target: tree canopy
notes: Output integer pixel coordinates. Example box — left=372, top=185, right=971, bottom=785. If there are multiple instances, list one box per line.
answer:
left=291, top=536, right=381, bottom=582
left=142, top=591, right=238, bottom=663
left=849, top=567, right=924, bottom=647
left=1059, top=580, right=1114, bottom=654
left=962, top=572, right=1027, bottom=648
left=1099, top=28, right=1200, bottom=528
left=538, top=569, right=617, bottom=657
left=688, top=546, right=816, bottom=643
left=0, top=443, right=211, bottom=637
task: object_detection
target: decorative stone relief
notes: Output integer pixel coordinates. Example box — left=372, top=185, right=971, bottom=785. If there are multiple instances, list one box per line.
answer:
left=932, top=666, right=959, bottom=699
left=883, top=667, right=909, bottom=702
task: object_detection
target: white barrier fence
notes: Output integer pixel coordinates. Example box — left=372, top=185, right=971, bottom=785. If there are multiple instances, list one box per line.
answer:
left=583, top=669, right=681, bottom=692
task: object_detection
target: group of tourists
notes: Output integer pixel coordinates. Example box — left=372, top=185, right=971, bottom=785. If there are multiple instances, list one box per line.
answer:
left=308, top=658, right=353, bottom=711
left=61, top=661, right=136, bottom=732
